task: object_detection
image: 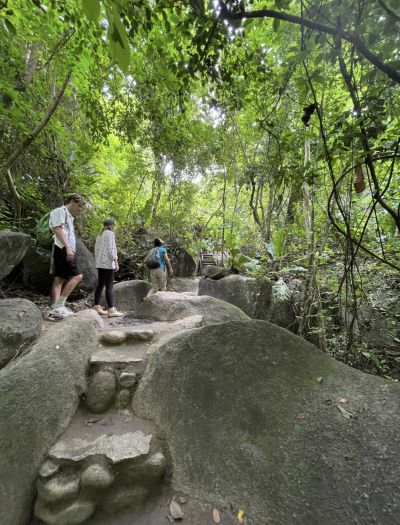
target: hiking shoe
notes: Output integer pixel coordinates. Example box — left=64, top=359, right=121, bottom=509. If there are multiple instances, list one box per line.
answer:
left=108, top=307, right=124, bottom=318
left=94, top=305, right=108, bottom=316
left=48, top=306, right=74, bottom=320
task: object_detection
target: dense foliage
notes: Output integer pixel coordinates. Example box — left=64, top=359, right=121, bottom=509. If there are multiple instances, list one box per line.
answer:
left=1, top=0, right=399, bottom=369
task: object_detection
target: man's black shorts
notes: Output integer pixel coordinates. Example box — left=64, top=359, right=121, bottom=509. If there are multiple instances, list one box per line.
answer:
left=53, top=245, right=81, bottom=279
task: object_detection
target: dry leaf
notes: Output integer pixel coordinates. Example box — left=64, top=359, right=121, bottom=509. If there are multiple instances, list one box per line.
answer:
left=17, top=310, right=26, bottom=318
left=178, top=496, right=187, bottom=505
left=339, top=398, right=348, bottom=404
left=337, top=404, right=355, bottom=419
left=354, top=164, right=366, bottom=193
left=237, top=509, right=245, bottom=523
left=213, top=508, right=221, bottom=523
left=296, top=412, right=305, bottom=420
left=169, top=500, right=184, bottom=520
left=316, top=377, right=323, bottom=383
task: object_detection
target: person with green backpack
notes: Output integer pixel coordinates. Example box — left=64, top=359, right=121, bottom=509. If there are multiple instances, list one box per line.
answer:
left=47, top=193, right=86, bottom=321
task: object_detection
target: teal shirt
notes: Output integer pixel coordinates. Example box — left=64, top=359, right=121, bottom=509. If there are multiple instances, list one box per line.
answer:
left=159, top=246, right=167, bottom=270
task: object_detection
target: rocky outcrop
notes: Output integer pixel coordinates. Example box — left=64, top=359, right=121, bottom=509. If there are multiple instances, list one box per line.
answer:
left=133, top=320, right=400, bottom=525
left=171, top=246, right=196, bottom=277
left=0, top=298, right=42, bottom=369
left=0, top=231, right=31, bottom=280
left=199, top=274, right=259, bottom=317
left=199, top=274, right=297, bottom=331
left=0, top=317, right=97, bottom=525
left=134, top=291, right=250, bottom=324
left=22, top=239, right=97, bottom=294
left=22, top=246, right=53, bottom=294
left=171, top=277, right=199, bottom=294
left=75, top=238, right=97, bottom=291
left=93, top=280, right=150, bottom=312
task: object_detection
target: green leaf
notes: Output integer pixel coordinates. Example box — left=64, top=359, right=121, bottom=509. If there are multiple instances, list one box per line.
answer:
left=81, top=0, right=101, bottom=23
left=1, top=17, right=16, bottom=35
left=107, top=5, right=130, bottom=73
left=272, top=18, right=280, bottom=32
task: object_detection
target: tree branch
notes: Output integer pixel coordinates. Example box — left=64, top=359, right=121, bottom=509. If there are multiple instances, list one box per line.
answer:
left=217, top=4, right=400, bottom=85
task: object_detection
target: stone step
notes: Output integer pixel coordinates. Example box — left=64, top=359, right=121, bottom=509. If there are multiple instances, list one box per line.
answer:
left=34, top=407, right=167, bottom=525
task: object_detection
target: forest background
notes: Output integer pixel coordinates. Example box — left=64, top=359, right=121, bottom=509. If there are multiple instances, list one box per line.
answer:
left=0, top=0, right=399, bottom=376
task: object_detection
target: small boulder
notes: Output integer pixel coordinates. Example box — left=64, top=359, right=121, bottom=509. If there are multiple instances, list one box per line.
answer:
left=35, top=498, right=95, bottom=525
left=75, top=308, right=104, bottom=329
left=0, top=298, right=42, bottom=369
left=115, top=388, right=131, bottom=409
left=86, top=370, right=116, bottom=413
left=126, top=329, right=154, bottom=342
left=93, top=280, right=150, bottom=312
left=81, top=462, right=114, bottom=488
left=118, top=372, right=137, bottom=388
left=101, top=331, right=127, bottom=345
left=37, top=476, right=80, bottom=502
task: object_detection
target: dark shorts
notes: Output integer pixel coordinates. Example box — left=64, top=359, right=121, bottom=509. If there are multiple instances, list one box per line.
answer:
left=53, top=245, right=81, bottom=279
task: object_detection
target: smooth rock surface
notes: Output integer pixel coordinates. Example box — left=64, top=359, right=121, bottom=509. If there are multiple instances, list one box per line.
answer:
left=133, top=319, right=400, bottom=525
left=35, top=498, right=95, bottom=525
left=49, top=431, right=152, bottom=463
left=134, top=292, right=250, bottom=324
left=0, top=231, right=31, bottom=280
left=94, top=280, right=150, bottom=312
left=101, top=331, right=127, bottom=345
left=0, top=317, right=97, bottom=525
left=0, top=298, right=42, bottom=368
left=86, top=369, right=116, bottom=413
left=75, top=308, right=105, bottom=329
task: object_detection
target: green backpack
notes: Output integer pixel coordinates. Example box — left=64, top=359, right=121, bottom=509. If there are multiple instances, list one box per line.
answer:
left=36, top=211, right=53, bottom=249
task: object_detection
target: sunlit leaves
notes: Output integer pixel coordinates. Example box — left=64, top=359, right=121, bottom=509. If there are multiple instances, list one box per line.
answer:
left=81, top=0, right=101, bottom=23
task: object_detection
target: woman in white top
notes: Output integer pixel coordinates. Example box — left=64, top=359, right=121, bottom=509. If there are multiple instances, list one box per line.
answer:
left=93, top=218, right=124, bottom=317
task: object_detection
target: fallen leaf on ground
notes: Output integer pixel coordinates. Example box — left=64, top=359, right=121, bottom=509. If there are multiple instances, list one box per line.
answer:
left=84, top=417, right=102, bottom=426
left=316, top=377, right=323, bottom=383
left=339, top=398, right=348, bottom=404
left=167, top=515, right=174, bottom=523
left=296, top=412, right=305, bottom=420
left=213, top=508, right=221, bottom=523
left=337, top=404, right=355, bottom=419
left=237, top=509, right=245, bottom=523
left=178, top=496, right=187, bottom=504
left=17, top=310, right=27, bottom=318
left=169, top=500, right=184, bottom=520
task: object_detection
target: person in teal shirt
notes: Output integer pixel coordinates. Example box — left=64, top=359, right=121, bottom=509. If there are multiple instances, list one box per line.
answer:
left=145, top=238, right=173, bottom=298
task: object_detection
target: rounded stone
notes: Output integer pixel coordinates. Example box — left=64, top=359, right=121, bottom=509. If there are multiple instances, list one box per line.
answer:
left=101, top=331, right=126, bottom=345
left=81, top=462, right=114, bottom=488
left=86, top=370, right=116, bottom=413
left=118, top=372, right=137, bottom=388
left=39, top=459, right=59, bottom=478
left=35, top=498, right=95, bottom=525
left=115, top=389, right=131, bottom=409
left=126, top=329, right=154, bottom=342
left=37, top=476, right=80, bottom=502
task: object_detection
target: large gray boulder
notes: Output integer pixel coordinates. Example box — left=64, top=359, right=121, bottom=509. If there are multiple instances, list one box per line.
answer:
left=133, top=320, right=400, bottom=525
left=199, top=274, right=259, bottom=316
left=171, top=277, right=199, bottom=294
left=75, top=238, right=97, bottom=291
left=171, top=246, right=196, bottom=277
left=134, top=292, right=250, bottom=324
left=0, top=298, right=42, bottom=369
left=22, top=239, right=97, bottom=294
left=0, top=317, right=97, bottom=525
left=94, top=280, right=150, bottom=311
left=0, top=231, right=31, bottom=280
left=199, top=275, right=297, bottom=331
left=22, top=246, right=53, bottom=294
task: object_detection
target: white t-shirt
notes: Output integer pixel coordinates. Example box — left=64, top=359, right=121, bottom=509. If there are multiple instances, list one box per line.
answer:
left=95, top=230, right=118, bottom=269
left=49, top=206, right=76, bottom=251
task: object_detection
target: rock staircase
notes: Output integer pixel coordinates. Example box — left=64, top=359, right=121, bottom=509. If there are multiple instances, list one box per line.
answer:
left=33, top=313, right=204, bottom=525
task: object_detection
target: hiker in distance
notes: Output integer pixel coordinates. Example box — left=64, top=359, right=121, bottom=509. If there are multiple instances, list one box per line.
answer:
left=145, top=237, right=173, bottom=298
left=47, top=193, right=85, bottom=321
left=93, top=218, right=124, bottom=318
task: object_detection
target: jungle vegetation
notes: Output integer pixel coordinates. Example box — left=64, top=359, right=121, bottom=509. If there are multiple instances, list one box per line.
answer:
left=0, top=0, right=399, bottom=370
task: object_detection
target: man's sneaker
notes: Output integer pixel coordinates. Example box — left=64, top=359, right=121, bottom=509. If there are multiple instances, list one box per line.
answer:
left=47, top=306, right=74, bottom=320
left=108, top=307, right=124, bottom=318
left=94, top=305, right=108, bottom=316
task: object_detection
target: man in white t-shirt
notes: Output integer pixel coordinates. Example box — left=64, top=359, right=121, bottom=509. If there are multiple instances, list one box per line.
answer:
left=47, top=193, right=85, bottom=320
